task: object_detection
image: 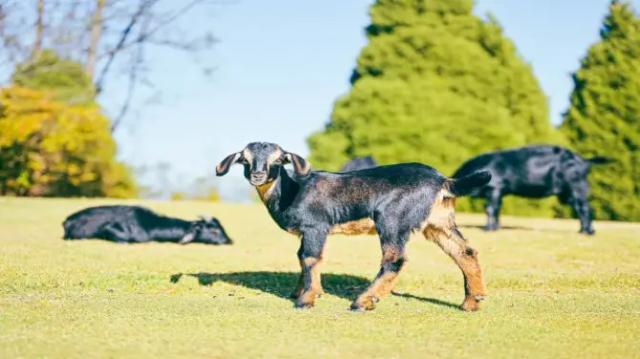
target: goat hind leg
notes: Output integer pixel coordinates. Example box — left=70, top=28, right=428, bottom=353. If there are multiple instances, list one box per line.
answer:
left=425, top=226, right=487, bottom=311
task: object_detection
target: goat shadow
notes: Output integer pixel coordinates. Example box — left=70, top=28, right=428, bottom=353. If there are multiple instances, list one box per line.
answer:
left=170, top=271, right=459, bottom=309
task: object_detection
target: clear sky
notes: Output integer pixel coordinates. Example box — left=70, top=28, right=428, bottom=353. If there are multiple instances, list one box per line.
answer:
left=102, top=0, right=639, bottom=201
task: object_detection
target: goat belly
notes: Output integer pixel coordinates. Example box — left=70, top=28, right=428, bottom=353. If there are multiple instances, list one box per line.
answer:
left=329, top=218, right=377, bottom=235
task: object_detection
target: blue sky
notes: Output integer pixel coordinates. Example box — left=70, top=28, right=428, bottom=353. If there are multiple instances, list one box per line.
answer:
left=102, top=0, right=639, bottom=200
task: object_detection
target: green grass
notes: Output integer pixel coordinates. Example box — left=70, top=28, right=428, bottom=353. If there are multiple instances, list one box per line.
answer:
left=1, top=197, right=638, bottom=358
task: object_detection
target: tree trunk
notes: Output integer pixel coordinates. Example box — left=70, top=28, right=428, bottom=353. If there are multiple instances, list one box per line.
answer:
left=30, top=0, right=44, bottom=61
left=85, top=0, right=105, bottom=78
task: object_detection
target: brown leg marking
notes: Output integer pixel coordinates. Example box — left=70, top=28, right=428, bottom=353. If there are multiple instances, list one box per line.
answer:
left=351, top=246, right=406, bottom=311
left=295, top=257, right=325, bottom=308
left=424, top=226, right=487, bottom=311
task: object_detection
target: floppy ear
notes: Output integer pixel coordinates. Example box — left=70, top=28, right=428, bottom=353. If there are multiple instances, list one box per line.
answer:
left=284, top=151, right=311, bottom=176
left=216, top=152, right=241, bottom=176
left=179, top=231, right=196, bottom=245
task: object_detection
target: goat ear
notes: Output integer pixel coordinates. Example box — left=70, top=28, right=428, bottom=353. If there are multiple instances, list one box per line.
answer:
left=284, top=152, right=311, bottom=176
left=179, top=231, right=196, bottom=245
left=216, top=152, right=241, bottom=176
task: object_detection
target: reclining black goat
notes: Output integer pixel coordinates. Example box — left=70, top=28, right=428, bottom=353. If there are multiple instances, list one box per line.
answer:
left=453, top=145, right=611, bottom=235
left=216, top=142, right=491, bottom=311
left=63, top=205, right=232, bottom=245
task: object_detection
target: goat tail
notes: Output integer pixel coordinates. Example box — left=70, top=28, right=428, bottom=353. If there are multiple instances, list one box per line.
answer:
left=587, top=156, right=614, bottom=165
left=447, top=171, right=491, bottom=197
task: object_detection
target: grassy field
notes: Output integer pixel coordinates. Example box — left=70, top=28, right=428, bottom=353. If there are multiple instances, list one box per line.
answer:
left=0, top=197, right=638, bottom=358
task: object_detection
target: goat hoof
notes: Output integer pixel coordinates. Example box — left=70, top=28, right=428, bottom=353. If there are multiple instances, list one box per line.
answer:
left=351, top=298, right=376, bottom=311
left=461, top=297, right=481, bottom=312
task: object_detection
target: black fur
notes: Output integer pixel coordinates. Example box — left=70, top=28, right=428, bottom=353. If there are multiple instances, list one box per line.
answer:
left=217, top=142, right=491, bottom=310
left=340, top=156, right=378, bottom=172
left=452, top=145, right=612, bottom=235
left=62, top=205, right=232, bottom=245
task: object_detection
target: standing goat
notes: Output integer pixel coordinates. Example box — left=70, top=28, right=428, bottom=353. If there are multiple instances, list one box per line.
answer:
left=216, top=142, right=491, bottom=311
left=453, top=145, right=612, bottom=235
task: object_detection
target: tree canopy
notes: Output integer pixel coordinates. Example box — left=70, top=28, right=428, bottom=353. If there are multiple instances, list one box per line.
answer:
left=308, top=0, right=562, bottom=174
left=0, top=52, right=136, bottom=197
left=308, top=0, right=564, bottom=216
left=561, top=0, right=640, bottom=221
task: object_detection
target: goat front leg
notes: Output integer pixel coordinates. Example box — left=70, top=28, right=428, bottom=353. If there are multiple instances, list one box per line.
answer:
left=295, top=229, right=327, bottom=308
left=290, top=241, right=324, bottom=299
left=352, top=238, right=408, bottom=311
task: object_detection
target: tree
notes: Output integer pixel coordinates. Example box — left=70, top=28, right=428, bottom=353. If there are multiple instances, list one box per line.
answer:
left=0, top=85, right=137, bottom=197
left=308, top=0, right=564, bottom=216
left=0, top=0, right=217, bottom=131
left=0, top=52, right=136, bottom=197
left=12, top=50, right=96, bottom=105
left=561, top=0, right=640, bottom=221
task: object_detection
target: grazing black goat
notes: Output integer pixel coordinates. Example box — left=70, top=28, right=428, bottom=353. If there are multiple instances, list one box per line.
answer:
left=452, top=145, right=612, bottom=235
left=63, top=205, right=232, bottom=245
left=216, top=142, right=491, bottom=311
left=340, top=156, right=378, bottom=172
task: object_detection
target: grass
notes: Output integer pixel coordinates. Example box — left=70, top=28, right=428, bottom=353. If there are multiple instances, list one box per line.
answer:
left=0, top=197, right=638, bottom=358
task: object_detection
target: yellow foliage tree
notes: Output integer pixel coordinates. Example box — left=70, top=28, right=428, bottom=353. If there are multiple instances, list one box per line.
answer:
left=0, top=86, right=136, bottom=197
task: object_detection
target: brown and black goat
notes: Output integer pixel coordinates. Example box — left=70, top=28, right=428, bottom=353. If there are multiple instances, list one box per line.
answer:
left=216, top=142, right=491, bottom=311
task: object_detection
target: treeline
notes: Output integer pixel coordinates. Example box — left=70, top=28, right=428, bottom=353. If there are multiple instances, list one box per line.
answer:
left=309, top=0, right=640, bottom=221
left=0, top=0, right=214, bottom=198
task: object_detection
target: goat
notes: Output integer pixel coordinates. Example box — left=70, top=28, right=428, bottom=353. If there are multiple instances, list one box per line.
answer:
left=340, top=156, right=378, bottom=172
left=63, top=205, right=232, bottom=245
left=216, top=142, right=491, bottom=311
left=452, top=145, right=612, bottom=235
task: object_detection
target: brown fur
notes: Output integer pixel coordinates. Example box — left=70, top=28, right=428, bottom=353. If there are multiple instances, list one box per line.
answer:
left=296, top=256, right=324, bottom=307
left=256, top=181, right=277, bottom=202
left=421, top=191, right=487, bottom=311
left=352, top=246, right=405, bottom=310
left=330, top=218, right=377, bottom=235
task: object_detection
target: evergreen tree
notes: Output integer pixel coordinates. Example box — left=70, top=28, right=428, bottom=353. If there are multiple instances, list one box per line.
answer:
left=12, top=50, right=96, bottom=105
left=561, top=0, right=640, bottom=221
left=308, top=0, right=563, bottom=175
left=308, top=0, right=565, bottom=216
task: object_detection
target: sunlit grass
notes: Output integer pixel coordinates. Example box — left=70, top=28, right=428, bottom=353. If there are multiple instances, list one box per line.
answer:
left=0, top=197, right=638, bottom=358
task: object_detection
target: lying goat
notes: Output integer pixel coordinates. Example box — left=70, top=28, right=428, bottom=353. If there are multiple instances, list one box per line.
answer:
left=453, top=145, right=611, bottom=235
left=216, top=142, right=491, bottom=311
left=340, top=156, right=378, bottom=172
left=63, top=205, right=232, bottom=245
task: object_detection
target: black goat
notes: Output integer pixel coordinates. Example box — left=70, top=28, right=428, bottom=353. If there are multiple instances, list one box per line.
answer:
left=340, top=156, right=378, bottom=172
left=216, top=142, right=491, bottom=311
left=63, top=205, right=232, bottom=245
left=452, top=145, right=612, bottom=235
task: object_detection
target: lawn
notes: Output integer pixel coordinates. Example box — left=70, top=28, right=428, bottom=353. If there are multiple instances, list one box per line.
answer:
left=0, top=197, right=638, bottom=358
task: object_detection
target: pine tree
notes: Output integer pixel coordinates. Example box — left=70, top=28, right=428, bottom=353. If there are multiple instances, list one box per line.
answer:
left=308, top=0, right=563, bottom=175
left=561, top=0, right=640, bottom=221
left=307, top=0, right=564, bottom=216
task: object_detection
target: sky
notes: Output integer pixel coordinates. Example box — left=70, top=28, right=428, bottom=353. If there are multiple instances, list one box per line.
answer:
left=101, top=0, right=640, bottom=201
